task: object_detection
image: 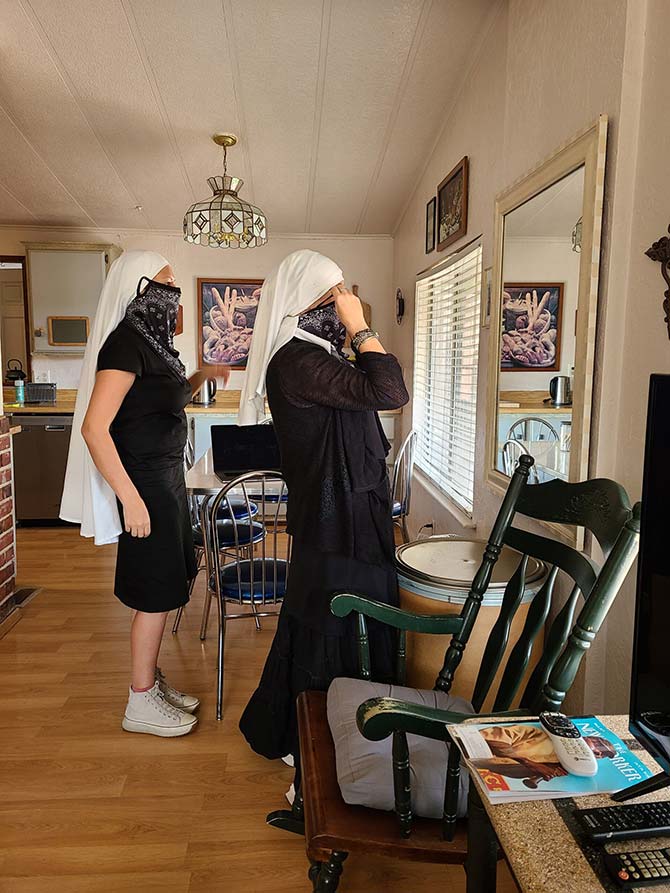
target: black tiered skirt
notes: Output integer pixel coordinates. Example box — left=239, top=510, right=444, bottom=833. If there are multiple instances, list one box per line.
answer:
left=239, top=543, right=398, bottom=762
left=115, top=462, right=197, bottom=613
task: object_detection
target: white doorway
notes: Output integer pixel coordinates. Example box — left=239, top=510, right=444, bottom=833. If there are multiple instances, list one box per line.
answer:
left=0, top=259, right=28, bottom=383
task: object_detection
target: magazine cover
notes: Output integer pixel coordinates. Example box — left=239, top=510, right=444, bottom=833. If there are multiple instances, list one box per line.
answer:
left=448, top=717, right=653, bottom=803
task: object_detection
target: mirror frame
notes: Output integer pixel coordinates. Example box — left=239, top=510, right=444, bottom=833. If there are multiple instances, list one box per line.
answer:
left=485, top=115, right=608, bottom=546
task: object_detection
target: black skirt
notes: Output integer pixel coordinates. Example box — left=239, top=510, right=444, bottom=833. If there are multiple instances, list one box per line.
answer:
left=239, top=543, right=398, bottom=762
left=115, top=462, right=197, bottom=613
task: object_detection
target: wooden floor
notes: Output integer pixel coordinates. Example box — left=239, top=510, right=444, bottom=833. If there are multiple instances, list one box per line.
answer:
left=0, top=528, right=519, bottom=892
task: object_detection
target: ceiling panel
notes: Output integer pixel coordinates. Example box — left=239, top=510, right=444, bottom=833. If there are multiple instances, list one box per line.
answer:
left=360, top=0, right=495, bottom=233
left=308, top=0, right=423, bottom=233
left=0, top=105, right=94, bottom=225
left=227, top=0, right=323, bottom=233
left=127, top=0, right=243, bottom=206
left=0, top=0, right=148, bottom=228
left=25, top=0, right=194, bottom=228
left=0, top=0, right=499, bottom=234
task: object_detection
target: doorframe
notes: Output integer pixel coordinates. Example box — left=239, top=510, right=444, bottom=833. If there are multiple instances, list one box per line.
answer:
left=0, top=255, right=31, bottom=380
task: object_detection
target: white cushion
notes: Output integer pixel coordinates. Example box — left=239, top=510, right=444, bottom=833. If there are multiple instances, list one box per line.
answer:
left=327, top=677, right=473, bottom=820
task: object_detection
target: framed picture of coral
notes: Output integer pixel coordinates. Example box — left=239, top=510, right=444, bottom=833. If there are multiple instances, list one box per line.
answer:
left=437, top=156, right=468, bottom=251
left=197, top=277, right=263, bottom=369
left=500, top=283, right=563, bottom=372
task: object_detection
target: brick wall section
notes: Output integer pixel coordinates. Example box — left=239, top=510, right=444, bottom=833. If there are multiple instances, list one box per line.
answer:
left=0, top=417, right=15, bottom=604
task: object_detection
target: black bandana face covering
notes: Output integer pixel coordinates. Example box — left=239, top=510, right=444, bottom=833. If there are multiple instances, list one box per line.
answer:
left=124, top=277, right=186, bottom=379
left=297, top=301, right=347, bottom=358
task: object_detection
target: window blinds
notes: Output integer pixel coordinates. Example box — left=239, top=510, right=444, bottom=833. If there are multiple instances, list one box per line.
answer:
left=413, top=242, right=482, bottom=515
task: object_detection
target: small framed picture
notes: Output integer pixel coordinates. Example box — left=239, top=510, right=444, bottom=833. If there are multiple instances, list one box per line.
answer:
left=197, top=277, right=263, bottom=369
left=481, top=266, right=493, bottom=329
left=425, top=197, right=436, bottom=253
left=437, top=156, right=469, bottom=251
left=500, top=283, right=564, bottom=372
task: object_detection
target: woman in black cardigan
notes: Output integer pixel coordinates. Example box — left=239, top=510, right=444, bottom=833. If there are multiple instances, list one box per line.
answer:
left=239, top=250, right=409, bottom=772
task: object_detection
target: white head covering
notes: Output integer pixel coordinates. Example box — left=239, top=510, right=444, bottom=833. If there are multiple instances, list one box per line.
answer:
left=239, top=249, right=343, bottom=425
left=60, top=250, right=169, bottom=545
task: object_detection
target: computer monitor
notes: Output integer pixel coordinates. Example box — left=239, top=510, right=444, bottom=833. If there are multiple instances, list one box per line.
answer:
left=210, top=423, right=281, bottom=479
left=614, top=374, right=670, bottom=801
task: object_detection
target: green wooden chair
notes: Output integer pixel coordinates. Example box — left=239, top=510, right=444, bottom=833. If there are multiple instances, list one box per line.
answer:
left=298, top=461, right=640, bottom=892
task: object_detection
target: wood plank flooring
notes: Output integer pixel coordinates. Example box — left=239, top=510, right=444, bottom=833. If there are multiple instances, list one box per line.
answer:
left=1, top=528, right=518, bottom=892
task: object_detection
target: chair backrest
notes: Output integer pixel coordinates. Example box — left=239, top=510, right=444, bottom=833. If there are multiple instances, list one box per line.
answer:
left=501, top=438, right=529, bottom=477
left=438, top=473, right=640, bottom=715
left=391, top=429, right=417, bottom=517
left=507, top=416, right=559, bottom=442
left=208, top=470, right=291, bottom=608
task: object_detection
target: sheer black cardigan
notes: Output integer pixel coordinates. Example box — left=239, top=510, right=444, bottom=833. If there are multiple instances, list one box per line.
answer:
left=266, top=339, right=409, bottom=565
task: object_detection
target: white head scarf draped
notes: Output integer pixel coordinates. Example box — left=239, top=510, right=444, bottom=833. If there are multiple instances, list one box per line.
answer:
left=60, top=250, right=169, bottom=545
left=239, top=249, right=344, bottom=425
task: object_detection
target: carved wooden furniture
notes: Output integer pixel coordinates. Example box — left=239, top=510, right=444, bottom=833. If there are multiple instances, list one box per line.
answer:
left=299, top=468, right=640, bottom=891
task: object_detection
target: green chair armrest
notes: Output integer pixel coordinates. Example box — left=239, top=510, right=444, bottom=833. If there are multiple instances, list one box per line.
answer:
left=356, top=696, right=529, bottom=741
left=330, top=593, right=464, bottom=635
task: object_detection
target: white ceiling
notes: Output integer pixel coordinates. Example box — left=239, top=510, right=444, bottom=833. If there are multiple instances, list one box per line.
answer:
left=0, top=0, right=495, bottom=234
left=505, top=166, right=585, bottom=239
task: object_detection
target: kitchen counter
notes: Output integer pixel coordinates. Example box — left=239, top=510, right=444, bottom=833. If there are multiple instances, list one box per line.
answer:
left=4, top=388, right=77, bottom=415
left=3, top=387, right=401, bottom=417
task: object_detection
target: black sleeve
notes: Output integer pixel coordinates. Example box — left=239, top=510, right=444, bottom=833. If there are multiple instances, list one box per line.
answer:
left=97, top=327, right=144, bottom=377
left=276, top=341, right=409, bottom=412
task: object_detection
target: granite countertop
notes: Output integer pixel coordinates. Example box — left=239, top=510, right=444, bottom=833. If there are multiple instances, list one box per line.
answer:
left=480, top=714, right=669, bottom=893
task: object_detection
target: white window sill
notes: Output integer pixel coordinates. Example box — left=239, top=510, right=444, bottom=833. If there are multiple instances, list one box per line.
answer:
left=414, top=468, right=477, bottom=531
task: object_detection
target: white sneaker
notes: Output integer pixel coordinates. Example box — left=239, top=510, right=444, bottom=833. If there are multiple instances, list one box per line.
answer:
left=156, top=667, right=200, bottom=713
left=122, top=682, right=198, bottom=737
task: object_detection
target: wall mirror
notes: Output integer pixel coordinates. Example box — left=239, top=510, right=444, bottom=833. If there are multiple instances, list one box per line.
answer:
left=485, top=116, right=608, bottom=544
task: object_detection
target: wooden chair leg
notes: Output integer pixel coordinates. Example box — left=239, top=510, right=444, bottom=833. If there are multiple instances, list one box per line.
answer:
left=314, top=852, right=348, bottom=892
left=266, top=781, right=306, bottom=835
left=465, top=783, right=498, bottom=893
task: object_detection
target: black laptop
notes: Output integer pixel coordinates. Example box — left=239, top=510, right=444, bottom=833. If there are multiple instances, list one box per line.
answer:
left=210, top=423, right=282, bottom=478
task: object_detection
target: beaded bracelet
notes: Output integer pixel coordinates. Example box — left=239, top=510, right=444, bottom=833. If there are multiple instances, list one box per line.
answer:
left=351, top=328, right=379, bottom=352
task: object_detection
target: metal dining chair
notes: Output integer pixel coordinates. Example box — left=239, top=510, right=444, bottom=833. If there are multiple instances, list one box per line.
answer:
left=501, top=438, right=532, bottom=477
left=172, top=445, right=261, bottom=637
left=207, top=470, right=291, bottom=719
left=391, top=429, right=417, bottom=543
left=506, top=416, right=559, bottom=484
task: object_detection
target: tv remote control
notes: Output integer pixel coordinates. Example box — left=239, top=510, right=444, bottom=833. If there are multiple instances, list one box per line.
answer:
left=576, top=800, right=670, bottom=842
left=605, top=847, right=670, bottom=887
left=539, top=712, right=598, bottom=777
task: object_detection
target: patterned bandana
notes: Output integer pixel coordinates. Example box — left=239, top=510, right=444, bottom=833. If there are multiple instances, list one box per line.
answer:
left=297, top=301, right=347, bottom=358
left=124, top=277, right=186, bottom=379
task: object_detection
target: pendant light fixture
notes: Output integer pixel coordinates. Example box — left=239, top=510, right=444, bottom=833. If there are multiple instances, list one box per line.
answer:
left=183, top=134, right=268, bottom=248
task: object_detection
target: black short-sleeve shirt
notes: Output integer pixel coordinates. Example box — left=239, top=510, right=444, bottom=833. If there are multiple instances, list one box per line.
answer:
left=97, top=320, right=191, bottom=470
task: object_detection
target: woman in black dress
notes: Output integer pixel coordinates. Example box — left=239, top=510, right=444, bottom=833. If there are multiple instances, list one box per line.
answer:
left=238, top=250, right=409, bottom=778
left=62, top=251, right=228, bottom=737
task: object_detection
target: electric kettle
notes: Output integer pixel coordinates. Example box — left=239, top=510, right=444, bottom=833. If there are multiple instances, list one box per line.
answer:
left=548, top=375, right=571, bottom=407
left=193, top=377, right=217, bottom=406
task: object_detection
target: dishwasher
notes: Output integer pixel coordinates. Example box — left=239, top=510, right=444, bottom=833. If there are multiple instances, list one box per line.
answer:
left=10, top=414, right=73, bottom=522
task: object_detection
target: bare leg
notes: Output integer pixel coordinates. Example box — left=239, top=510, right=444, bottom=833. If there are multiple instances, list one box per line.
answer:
left=131, top=610, right=168, bottom=690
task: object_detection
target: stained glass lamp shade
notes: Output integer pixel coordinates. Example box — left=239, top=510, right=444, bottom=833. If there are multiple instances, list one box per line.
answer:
left=183, top=135, right=268, bottom=249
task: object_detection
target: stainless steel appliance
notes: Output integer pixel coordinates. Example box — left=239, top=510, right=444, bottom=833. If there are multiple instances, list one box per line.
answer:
left=10, top=414, right=72, bottom=521
left=192, top=378, right=217, bottom=406
left=548, top=375, right=572, bottom=407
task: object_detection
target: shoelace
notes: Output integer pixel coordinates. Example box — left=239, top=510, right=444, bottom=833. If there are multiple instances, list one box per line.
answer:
left=156, top=668, right=186, bottom=702
left=148, top=687, right=182, bottom=720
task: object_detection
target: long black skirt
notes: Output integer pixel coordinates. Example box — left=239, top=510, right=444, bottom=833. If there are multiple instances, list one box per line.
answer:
left=239, top=542, right=398, bottom=762
left=115, top=462, right=198, bottom=613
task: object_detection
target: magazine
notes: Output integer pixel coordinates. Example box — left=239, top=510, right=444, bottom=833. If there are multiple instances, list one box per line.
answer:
left=448, top=716, right=653, bottom=804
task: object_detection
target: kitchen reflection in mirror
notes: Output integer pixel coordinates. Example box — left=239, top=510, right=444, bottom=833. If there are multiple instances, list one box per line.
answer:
left=496, top=165, right=584, bottom=483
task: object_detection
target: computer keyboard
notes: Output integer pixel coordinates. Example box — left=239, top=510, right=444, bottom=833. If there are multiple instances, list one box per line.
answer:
left=576, top=800, right=670, bottom=842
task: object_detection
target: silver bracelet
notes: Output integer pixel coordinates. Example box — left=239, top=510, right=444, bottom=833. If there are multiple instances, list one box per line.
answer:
left=351, top=328, right=379, bottom=352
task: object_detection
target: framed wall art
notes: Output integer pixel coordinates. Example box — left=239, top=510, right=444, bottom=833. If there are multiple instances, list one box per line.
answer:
left=425, top=196, right=436, bottom=253
left=500, top=283, right=563, bottom=372
left=197, top=277, right=263, bottom=369
left=437, top=156, right=469, bottom=251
